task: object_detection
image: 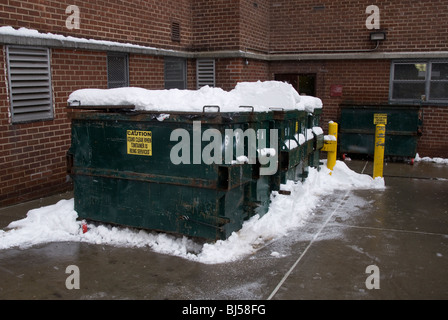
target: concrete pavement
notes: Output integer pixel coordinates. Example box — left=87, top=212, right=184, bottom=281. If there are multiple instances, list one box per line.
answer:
left=0, top=160, right=447, bottom=300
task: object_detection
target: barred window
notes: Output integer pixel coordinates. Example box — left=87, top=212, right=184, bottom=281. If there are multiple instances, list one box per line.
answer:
left=6, top=46, right=54, bottom=123
left=164, top=57, right=187, bottom=89
left=107, top=53, right=129, bottom=89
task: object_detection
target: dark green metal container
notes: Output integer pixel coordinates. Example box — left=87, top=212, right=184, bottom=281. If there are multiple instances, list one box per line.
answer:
left=307, top=108, right=324, bottom=169
left=270, top=109, right=308, bottom=189
left=67, top=109, right=273, bottom=241
left=67, top=104, right=322, bottom=241
left=338, top=104, right=422, bottom=159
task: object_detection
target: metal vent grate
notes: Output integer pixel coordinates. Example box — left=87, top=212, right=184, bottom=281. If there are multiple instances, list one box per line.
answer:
left=171, top=22, right=181, bottom=42
left=197, top=59, right=215, bottom=89
left=6, top=46, right=53, bottom=123
left=107, top=53, right=129, bottom=89
left=164, top=58, right=186, bottom=89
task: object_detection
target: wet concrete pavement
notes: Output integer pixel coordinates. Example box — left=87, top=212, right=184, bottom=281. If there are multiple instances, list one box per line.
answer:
left=0, top=160, right=447, bottom=300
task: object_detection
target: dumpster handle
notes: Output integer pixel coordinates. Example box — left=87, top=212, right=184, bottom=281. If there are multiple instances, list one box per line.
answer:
left=66, top=151, right=74, bottom=174
left=203, top=105, right=221, bottom=113
left=239, top=106, right=254, bottom=112
left=69, top=100, right=81, bottom=107
left=269, top=107, right=284, bottom=111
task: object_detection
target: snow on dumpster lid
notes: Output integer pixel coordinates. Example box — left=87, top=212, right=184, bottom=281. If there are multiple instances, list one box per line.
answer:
left=67, top=81, right=323, bottom=113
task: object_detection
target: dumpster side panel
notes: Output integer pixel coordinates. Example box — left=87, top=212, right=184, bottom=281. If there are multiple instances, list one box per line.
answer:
left=69, top=111, right=274, bottom=241
left=74, top=174, right=250, bottom=240
left=339, top=105, right=421, bottom=158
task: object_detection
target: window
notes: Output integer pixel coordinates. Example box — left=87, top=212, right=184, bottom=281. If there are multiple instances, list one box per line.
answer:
left=164, top=57, right=186, bottom=89
left=430, top=62, right=448, bottom=101
left=6, top=46, right=54, bottom=123
left=107, top=53, right=129, bottom=88
left=196, top=59, right=215, bottom=89
left=390, top=61, right=448, bottom=103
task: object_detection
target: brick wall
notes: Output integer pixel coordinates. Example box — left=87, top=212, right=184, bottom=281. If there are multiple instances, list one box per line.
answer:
left=270, top=0, right=448, bottom=53
left=418, top=107, right=448, bottom=158
left=216, top=58, right=270, bottom=90
left=186, top=59, right=197, bottom=90
left=129, top=55, right=165, bottom=89
left=0, top=0, right=193, bottom=50
left=3, top=0, right=447, bottom=54
left=192, top=0, right=240, bottom=51
left=0, top=48, right=109, bottom=207
left=240, top=0, right=270, bottom=53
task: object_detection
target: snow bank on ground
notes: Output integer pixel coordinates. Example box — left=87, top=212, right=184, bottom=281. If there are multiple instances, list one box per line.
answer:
left=415, top=153, right=448, bottom=165
left=0, top=161, right=384, bottom=264
left=67, top=81, right=323, bottom=113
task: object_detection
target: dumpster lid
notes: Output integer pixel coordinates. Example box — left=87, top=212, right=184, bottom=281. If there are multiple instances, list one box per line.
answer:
left=340, top=103, right=421, bottom=110
left=68, top=100, right=135, bottom=111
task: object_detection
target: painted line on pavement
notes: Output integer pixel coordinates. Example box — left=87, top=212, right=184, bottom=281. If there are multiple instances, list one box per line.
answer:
left=267, top=188, right=351, bottom=300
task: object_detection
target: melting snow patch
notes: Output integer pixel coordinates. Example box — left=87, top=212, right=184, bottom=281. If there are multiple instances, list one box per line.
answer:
left=415, top=153, right=448, bottom=165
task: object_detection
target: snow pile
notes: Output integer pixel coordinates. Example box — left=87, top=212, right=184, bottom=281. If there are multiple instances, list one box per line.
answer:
left=415, top=153, right=448, bottom=165
left=0, top=200, right=81, bottom=249
left=0, top=161, right=384, bottom=264
left=67, top=81, right=323, bottom=113
left=312, top=127, right=324, bottom=136
left=298, top=95, right=324, bottom=113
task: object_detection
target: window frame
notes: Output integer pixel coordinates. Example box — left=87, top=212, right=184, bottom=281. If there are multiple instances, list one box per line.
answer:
left=164, top=57, right=187, bottom=90
left=390, top=60, right=448, bottom=104
left=107, top=52, right=129, bottom=89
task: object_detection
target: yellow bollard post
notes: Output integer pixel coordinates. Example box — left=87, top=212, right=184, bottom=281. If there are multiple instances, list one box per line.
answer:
left=373, top=124, right=386, bottom=179
left=327, top=122, right=338, bottom=171
left=322, top=122, right=338, bottom=172
left=328, top=121, right=338, bottom=141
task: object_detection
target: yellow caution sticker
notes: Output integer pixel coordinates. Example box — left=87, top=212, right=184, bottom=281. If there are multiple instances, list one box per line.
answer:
left=374, top=113, right=388, bottom=125
left=127, top=130, right=152, bottom=156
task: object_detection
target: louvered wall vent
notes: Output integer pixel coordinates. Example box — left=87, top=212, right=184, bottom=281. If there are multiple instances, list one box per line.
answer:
left=6, top=46, right=53, bottom=123
left=171, top=22, right=181, bottom=42
left=197, top=59, right=215, bottom=89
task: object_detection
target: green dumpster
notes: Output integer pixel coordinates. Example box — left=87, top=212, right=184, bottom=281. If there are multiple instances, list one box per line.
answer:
left=236, top=108, right=275, bottom=219
left=307, top=108, right=324, bottom=169
left=338, top=104, right=422, bottom=160
left=67, top=107, right=273, bottom=241
left=270, top=109, right=308, bottom=189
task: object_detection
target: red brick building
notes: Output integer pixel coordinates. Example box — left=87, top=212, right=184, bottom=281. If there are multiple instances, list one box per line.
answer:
left=1, top=0, right=448, bottom=206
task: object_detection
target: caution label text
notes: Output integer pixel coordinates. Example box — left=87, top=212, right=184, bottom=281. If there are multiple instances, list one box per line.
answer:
left=374, top=113, right=388, bottom=125
left=127, top=130, right=152, bottom=156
